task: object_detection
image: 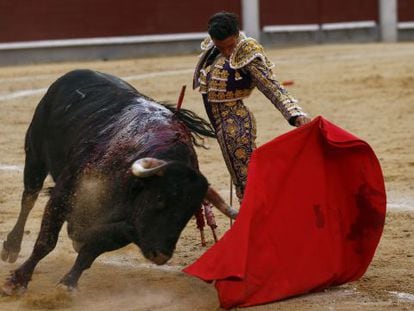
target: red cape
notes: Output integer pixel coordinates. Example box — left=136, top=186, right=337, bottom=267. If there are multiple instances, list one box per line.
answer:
left=184, top=116, right=386, bottom=309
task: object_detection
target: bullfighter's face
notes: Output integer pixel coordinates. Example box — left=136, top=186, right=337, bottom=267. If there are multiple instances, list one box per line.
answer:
left=212, top=34, right=239, bottom=59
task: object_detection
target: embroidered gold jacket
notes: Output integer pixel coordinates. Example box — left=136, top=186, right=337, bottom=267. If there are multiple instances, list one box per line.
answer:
left=193, top=33, right=306, bottom=121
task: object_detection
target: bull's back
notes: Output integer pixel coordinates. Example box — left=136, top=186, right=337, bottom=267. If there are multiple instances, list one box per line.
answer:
left=26, top=70, right=141, bottom=177
left=26, top=69, right=191, bottom=178
left=43, top=69, right=137, bottom=127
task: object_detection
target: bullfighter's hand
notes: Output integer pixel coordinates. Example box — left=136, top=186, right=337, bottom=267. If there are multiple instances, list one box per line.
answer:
left=295, top=115, right=311, bottom=127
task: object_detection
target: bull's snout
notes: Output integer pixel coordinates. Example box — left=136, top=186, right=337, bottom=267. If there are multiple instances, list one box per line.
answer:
left=145, top=250, right=171, bottom=265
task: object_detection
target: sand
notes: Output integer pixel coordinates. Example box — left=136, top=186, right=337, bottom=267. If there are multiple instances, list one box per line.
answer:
left=0, top=42, right=413, bottom=310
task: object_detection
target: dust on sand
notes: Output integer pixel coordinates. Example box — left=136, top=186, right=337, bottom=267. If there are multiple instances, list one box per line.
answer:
left=0, top=42, right=413, bottom=310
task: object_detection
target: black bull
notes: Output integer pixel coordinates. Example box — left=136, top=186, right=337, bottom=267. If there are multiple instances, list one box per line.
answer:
left=1, top=69, right=237, bottom=295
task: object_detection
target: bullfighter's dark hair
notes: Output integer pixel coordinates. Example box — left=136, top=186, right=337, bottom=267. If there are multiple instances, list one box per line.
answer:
left=162, top=103, right=216, bottom=148
left=208, top=11, right=240, bottom=40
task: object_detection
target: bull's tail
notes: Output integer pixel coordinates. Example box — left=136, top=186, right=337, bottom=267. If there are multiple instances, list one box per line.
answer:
left=162, top=103, right=216, bottom=148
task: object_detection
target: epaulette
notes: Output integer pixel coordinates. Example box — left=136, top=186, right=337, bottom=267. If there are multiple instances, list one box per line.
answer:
left=229, top=38, right=275, bottom=69
left=193, top=37, right=215, bottom=89
left=200, top=36, right=214, bottom=51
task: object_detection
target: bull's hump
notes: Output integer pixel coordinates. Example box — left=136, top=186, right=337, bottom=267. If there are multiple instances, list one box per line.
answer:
left=107, top=97, right=178, bottom=143
left=135, top=97, right=169, bottom=111
left=133, top=97, right=173, bottom=123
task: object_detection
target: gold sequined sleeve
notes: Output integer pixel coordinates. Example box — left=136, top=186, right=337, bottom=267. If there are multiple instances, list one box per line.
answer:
left=246, top=58, right=307, bottom=122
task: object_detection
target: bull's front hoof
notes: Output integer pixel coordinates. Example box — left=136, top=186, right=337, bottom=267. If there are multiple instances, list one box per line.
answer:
left=56, top=283, right=78, bottom=294
left=1, top=279, right=27, bottom=296
left=1, top=243, right=19, bottom=263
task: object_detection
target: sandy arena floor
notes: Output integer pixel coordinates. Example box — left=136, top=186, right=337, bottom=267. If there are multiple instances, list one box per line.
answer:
left=0, top=42, right=413, bottom=310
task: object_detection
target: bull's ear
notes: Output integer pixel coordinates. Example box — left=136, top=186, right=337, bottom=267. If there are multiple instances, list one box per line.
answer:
left=131, top=158, right=168, bottom=177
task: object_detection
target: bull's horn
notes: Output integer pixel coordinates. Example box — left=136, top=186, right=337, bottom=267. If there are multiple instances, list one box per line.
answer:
left=205, top=186, right=238, bottom=219
left=131, top=158, right=168, bottom=177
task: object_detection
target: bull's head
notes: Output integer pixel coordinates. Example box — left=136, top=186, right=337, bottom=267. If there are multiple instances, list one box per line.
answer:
left=130, top=157, right=237, bottom=265
left=132, top=158, right=237, bottom=219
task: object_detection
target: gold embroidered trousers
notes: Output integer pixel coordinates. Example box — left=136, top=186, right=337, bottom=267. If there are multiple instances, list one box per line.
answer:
left=203, top=95, right=256, bottom=200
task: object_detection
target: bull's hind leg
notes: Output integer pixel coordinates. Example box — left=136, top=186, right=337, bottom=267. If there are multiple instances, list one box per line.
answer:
left=59, top=222, right=134, bottom=290
left=2, top=155, right=48, bottom=263
left=2, top=196, right=66, bottom=295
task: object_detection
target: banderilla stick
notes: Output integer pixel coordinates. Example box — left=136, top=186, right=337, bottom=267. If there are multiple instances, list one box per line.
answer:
left=176, top=85, right=187, bottom=111
left=282, top=80, right=294, bottom=86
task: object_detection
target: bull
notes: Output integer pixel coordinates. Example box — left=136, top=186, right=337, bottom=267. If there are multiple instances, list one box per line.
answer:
left=1, top=69, right=237, bottom=295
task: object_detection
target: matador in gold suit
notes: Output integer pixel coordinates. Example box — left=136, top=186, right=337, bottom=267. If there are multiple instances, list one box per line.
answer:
left=193, top=32, right=308, bottom=201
